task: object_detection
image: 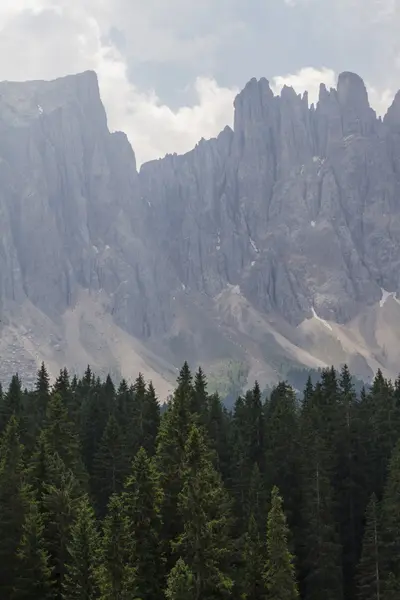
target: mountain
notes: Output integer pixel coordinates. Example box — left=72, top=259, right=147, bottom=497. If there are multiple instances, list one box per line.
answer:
left=1, top=70, right=400, bottom=395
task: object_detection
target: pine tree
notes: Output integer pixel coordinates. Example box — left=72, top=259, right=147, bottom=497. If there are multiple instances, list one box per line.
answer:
left=92, top=414, right=129, bottom=515
left=122, top=447, right=165, bottom=600
left=206, top=392, right=232, bottom=483
left=0, top=374, right=23, bottom=433
left=156, top=363, right=195, bottom=555
left=192, top=366, right=209, bottom=418
left=41, top=456, right=82, bottom=599
left=264, top=382, right=300, bottom=528
left=13, top=502, right=54, bottom=600
left=241, top=512, right=266, bottom=600
left=62, top=495, right=100, bottom=600
left=165, top=558, right=196, bottom=600
left=381, top=440, right=400, bottom=594
left=356, top=494, right=382, bottom=600
left=264, top=486, right=299, bottom=600
left=97, top=494, right=137, bottom=600
left=336, top=364, right=365, bottom=600
left=0, top=415, right=31, bottom=596
left=42, top=392, right=86, bottom=484
left=35, top=362, right=51, bottom=425
left=300, top=434, right=343, bottom=600
left=175, top=425, right=233, bottom=600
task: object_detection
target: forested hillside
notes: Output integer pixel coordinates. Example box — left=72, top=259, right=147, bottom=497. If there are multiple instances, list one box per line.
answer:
left=0, top=361, right=399, bottom=599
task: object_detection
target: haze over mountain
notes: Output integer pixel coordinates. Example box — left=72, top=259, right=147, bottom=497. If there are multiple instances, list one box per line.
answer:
left=1, top=69, right=400, bottom=396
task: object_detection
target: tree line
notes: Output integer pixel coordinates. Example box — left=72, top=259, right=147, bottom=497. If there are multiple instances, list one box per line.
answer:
left=0, top=361, right=399, bottom=599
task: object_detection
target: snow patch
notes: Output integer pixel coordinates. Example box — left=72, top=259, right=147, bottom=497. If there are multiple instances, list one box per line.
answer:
left=251, top=261, right=256, bottom=267
left=380, top=288, right=394, bottom=307
left=92, top=245, right=99, bottom=254
left=216, top=245, right=221, bottom=251
left=311, top=307, right=333, bottom=331
left=311, top=221, right=316, bottom=228
left=147, top=200, right=152, bottom=207
left=181, top=283, right=186, bottom=291
left=250, top=238, right=259, bottom=253
left=37, top=105, right=43, bottom=114
left=105, top=245, right=110, bottom=251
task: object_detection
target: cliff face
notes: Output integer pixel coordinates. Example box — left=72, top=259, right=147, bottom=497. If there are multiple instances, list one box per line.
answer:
left=1, top=70, right=400, bottom=393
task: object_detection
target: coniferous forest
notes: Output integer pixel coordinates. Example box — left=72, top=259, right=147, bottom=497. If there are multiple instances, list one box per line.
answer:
left=0, top=361, right=399, bottom=600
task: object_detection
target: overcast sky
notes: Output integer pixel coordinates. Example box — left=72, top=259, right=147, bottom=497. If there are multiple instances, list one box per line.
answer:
left=0, top=0, right=399, bottom=165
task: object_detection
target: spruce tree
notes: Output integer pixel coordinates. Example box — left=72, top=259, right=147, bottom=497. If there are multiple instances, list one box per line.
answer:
left=156, top=363, right=195, bottom=555
left=356, top=494, right=382, bottom=600
left=241, top=512, right=266, bottom=600
left=92, top=414, right=128, bottom=515
left=41, top=455, right=82, bottom=599
left=13, top=502, right=54, bottom=600
left=381, top=440, right=400, bottom=594
left=97, top=494, right=137, bottom=600
left=42, top=392, right=87, bottom=484
left=0, top=374, right=23, bottom=433
left=122, top=447, right=165, bottom=600
left=175, top=425, right=233, bottom=600
left=264, top=486, right=299, bottom=600
left=35, top=362, right=50, bottom=425
left=165, top=558, right=196, bottom=600
left=62, top=495, right=100, bottom=600
left=264, top=382, right=300, bottom=527
left=0, top=415, right=31, bottom=596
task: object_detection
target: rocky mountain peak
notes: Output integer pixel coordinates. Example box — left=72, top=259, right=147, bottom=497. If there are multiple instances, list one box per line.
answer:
left=1, top=69, right=400, bottom=393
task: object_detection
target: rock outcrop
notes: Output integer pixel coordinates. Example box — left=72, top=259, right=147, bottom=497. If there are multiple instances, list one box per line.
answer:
left=1, top=69, right=400, bottom=393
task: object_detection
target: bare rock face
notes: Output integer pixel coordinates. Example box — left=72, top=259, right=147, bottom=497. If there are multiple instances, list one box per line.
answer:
left=1, top=69, right=400, bottom=392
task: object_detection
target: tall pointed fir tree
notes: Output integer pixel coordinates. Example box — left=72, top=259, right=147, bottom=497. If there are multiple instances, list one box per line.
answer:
left=240, top=512, right=266, bottom=600
left=92, top=413, right=129, bottom=515
left=0, top=373, right=23, bottom=434
left=13, top=502, right=54, bottom=600
left=264, top=381, right=300, bottom=529
left=174, top=425, right=233, bottom=600
left=42, top=392, right=87, bottom=485
left=165, top=558, right=196, bottom=600
left=41, top=454, right=82, bottom=600
left=97, top=493, right=137, bottom=600
left=0, top=415, right=32, bottom=596
left=122, top=447, right=165, bottom=600
left=34, top=362, right=50, bottom=427
left=299, top=385, right=343, bottom=600
left=380, top=440, right=400, bottom=596
left=62, top=494, right=100, bottom=600
left=356, top=493, right=382, bottom=600
left=264, top=486, right=299, bottom=600
left=156, top=362, right=195, bottom=557
left=336, top=364, right=365, bottom=600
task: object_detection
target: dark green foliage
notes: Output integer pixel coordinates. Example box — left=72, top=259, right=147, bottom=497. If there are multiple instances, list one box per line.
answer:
left=264, top=486, right=299, bottom=600
left=0, top=416, right=31, bottom=596
left=240, top=513, right=266, bottom=600
left=122, top=447, right=165, bottom=600
left=165, top=558, right=196, bottom=600
left=175, top=425, right=233, bottom=600
left=356, top=494, right=382, bottom=600
left=97, top=494, right=137, bottom=600
left=62, top=494, right=100, bottom=600
left=381, top=440, right=400, bottom=593
left=41, top=456, right=82, bottom=599
left=0, top=360, right=398, bottom=600
left=13, top=502, right=54, bottom=600
left=92, top=414, right=129, bottom=515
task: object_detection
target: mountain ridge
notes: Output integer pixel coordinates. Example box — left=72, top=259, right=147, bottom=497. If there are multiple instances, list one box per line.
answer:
left=1, top=69, right=400, bottom=395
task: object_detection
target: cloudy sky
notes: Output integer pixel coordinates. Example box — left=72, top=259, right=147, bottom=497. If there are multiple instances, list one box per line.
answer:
left=0, top=0, right=399, bottom=165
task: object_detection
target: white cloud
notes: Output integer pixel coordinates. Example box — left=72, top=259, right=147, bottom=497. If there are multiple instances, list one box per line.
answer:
left=271, top=66, right=396, bottom=116
left=0, top=0, right=238, bottom=166
left=272, top=67, right=337, bottom=105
